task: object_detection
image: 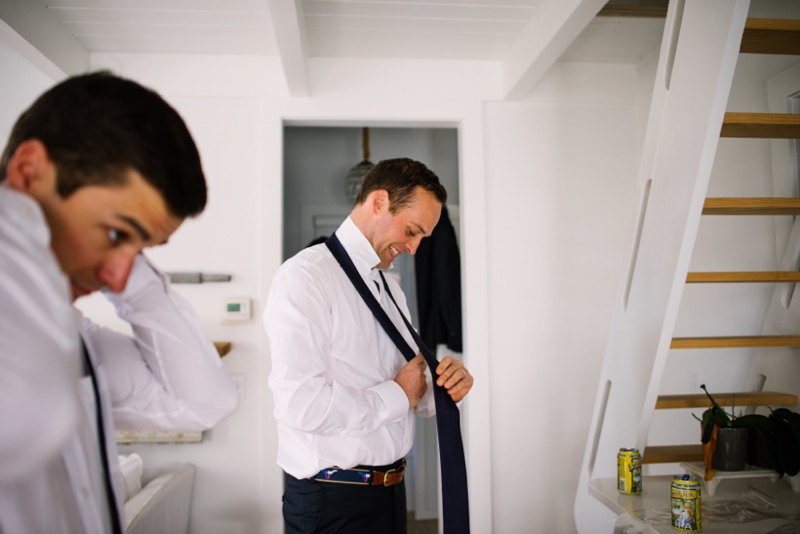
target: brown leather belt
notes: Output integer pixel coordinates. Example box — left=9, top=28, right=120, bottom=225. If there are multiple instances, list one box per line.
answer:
left=312, top=459, right=405, bottom=487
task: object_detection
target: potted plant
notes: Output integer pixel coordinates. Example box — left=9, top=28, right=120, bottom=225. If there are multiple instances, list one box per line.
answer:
left=693, top=385, right=800, bottom=482
left=693, top=385, right=749, bottom=480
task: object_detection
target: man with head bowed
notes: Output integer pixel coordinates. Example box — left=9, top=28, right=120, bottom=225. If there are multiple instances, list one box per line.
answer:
left=0, top=72, right=238, bottom=533
left=265, top=157, right=474, bottom=533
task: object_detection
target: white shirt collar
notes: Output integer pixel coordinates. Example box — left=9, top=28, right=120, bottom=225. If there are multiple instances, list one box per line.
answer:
left=335, top=216, right=382, bottom=277
left=0, top=186, right=51, bottom=247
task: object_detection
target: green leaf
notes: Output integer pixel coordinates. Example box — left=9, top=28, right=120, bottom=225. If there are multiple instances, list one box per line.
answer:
left=732, top=414, right=772, bottom=431
left=714, top=407, right=732, bottom=428
left=768, top=410, right=800, bottom=477
left=776, top=420, right=800, bottom=477
left=701, top=420, right=716, bottom=444
left=701, top=408, right=714, bottom=429
left=772, top=408, right=800, bottom=422
left=700, top=384, right=717, bottom=407
left=772, top=409, right=800, bottom=442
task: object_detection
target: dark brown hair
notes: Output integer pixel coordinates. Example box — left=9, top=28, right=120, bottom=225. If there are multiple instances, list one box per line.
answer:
left=0, top=71, right=207, bottom=218
left=354, top=157, right=447, bottom=213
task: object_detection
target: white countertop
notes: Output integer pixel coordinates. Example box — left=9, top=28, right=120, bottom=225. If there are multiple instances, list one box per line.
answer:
left=588, top=474, right=800, bottom=533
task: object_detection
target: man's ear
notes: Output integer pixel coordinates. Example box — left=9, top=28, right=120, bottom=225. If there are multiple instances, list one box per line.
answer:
left=4, top=139, right=57, bottom=201
left=371, top=189, right=389, bottom=214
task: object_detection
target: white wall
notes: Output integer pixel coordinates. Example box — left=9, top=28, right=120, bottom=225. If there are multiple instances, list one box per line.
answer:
left=118, top=96, right=268, bottom=534
left=484, top=63, right=641, bottom=533
left=0, top=37, right=56, bottom=150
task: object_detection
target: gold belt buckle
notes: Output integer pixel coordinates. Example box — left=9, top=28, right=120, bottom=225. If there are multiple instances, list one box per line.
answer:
left=383, top=467, right=396, bottom=486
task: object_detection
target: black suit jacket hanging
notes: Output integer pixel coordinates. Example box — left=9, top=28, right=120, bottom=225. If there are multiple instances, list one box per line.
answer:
left=414, top=204, right=463, bottom=353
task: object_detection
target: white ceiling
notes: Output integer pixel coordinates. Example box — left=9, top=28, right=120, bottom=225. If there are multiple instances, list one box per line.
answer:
left=43, top=0, right=279, bottom=55
left=38, top=0, right=662, bottom=62
left=1, top=0, right=666, bottom=99
left=302, top=0, right=540, bottom=60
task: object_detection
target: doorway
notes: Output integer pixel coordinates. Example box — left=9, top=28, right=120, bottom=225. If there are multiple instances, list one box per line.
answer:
left=282, top=125, right=461, bottom=529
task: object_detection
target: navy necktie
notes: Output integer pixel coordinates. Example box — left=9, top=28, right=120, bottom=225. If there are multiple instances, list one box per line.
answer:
left=81, top=340, right=124, bottom=534
left=326, top=234, right=470, bottom=534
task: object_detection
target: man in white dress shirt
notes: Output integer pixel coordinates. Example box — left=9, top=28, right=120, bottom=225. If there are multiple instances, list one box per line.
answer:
left=264, top=158, right=474, bottom=533
left=0, top=72, right=239, bottom=533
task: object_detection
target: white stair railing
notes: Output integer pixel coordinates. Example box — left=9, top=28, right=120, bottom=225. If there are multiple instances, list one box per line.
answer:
left=574, top=1, right=750, bottom=532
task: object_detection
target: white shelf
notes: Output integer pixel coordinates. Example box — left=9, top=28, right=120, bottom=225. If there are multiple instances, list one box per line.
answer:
left=679, top=462, right=781, bottom=496
left=115, top=430, right=203, bottom=444
left=589, top=475, right=800, bottom=534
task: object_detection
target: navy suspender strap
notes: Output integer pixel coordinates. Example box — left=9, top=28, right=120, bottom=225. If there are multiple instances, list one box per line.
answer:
left=325, top=233, right=470, bottom=534
left=80, top=340, right=124, bottom=534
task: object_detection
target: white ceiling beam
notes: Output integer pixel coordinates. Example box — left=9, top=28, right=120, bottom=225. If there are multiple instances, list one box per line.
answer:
left=502, top=0, right=607, bottom=101
left=267, top=0, right=310, bottom=97
left=0, top=0, right=88, bottom=78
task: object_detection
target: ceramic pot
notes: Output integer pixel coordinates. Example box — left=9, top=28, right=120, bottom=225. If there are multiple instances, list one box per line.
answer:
left=712, top=427, right=748, bottom=471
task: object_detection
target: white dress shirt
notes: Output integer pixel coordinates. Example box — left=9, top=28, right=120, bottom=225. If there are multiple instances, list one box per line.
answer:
left=0, top=251, right=239, bottom=534
left=0, top=186, right=82, bottom=483
left=264, top=216, right=435, bottom=479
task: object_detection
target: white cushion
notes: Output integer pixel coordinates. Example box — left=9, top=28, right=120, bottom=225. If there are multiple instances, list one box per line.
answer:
left=117, top=453, right=143, bottom=502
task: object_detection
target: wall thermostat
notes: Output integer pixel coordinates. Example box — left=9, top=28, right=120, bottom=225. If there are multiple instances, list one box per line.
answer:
left=220, top=297, right=252, bottom=324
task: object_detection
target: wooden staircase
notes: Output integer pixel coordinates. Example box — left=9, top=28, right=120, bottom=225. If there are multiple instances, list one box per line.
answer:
left=640, top=17, right=800, bottom=469
left=576, top=5, right=800, bottom=532
left=686, top=271, right=800, bottom=283
left=670, top=335, right=800, bottom=349
left=740, top=18, right=800, bottom=55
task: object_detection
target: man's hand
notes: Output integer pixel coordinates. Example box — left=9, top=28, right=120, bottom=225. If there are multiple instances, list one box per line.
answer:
left=395, top=354, right=428, bottom=408
left=436, top=357, right=473, bottom=402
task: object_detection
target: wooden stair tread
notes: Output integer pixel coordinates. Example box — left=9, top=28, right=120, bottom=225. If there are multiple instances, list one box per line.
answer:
left=670, top=335, right=800, bottom=349
left=213, top=341, right=232, bottom=357
left=597, top=5, right=668, bottom=18
left=703, top=197, right=800, bottom=215
left=687, top=271, right=800, bottom=283
left=741, top=18, right=800, bottom=56
left=642, top=445, right=703, bottom=464
left=721, top=112, right=800, bottom=138
left=656, top=391, right=798, bottom=409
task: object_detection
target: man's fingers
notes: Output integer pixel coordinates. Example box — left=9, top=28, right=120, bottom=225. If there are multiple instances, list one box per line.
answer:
left=436, top=360, right=467, bottom=388
left=446, top=373, right=473, bottom=402
left=443, top=368, right=468, bottom=389
left=435, top=356, right=454, bottom=376
left=438, top=368, right=456, bottom=387
left=447, top=374, right=471, bottom=393
left=430, top=355, right=473, bottom=401
left=397, top=354, right=429, bottom=408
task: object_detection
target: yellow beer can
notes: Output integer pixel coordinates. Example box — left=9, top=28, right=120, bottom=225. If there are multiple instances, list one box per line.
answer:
left=671, top=475, right=701, bottom=532
left=617, top=448, right=642, bottom=494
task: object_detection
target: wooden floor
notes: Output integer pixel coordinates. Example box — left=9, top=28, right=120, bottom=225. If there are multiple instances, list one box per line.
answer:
left=407, top=512, right=438, bottom=534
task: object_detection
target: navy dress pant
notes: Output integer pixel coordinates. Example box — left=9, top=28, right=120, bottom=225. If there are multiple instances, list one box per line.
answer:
left=283, top=473, right=406, bottom=534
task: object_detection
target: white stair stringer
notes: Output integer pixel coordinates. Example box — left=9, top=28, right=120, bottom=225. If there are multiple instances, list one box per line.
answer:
left=574, top=1, right=750, bottom=532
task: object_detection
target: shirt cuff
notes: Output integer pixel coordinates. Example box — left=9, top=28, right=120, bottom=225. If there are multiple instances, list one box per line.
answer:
left=104, top=254, right=168, bottom=302
left=369, top=380, right=409, bottom=423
